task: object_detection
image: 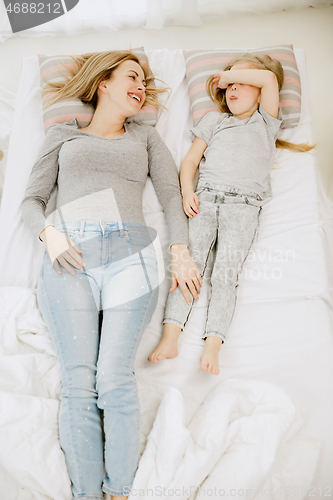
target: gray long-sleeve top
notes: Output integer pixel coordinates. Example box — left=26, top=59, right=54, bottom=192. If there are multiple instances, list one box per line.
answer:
left=21, top=118, right=189, bottom=248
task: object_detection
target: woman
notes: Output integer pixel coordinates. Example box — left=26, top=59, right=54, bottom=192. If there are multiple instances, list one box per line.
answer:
left=21, top=50, right=202, bottom=500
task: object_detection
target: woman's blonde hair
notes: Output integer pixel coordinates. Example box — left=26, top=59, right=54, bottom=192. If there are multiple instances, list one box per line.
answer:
left=207, top=53, right=315, bottom=153
left=40, top=49, right=170, bottom=114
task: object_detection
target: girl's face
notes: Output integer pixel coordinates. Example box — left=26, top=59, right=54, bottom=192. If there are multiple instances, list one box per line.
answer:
left=225, top=62, right=261, bottom=120
left=98, top=60, right=146, bottom=117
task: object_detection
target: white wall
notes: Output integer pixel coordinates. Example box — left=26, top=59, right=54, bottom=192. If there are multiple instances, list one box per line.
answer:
left=0, top=5, right=332, bottom=198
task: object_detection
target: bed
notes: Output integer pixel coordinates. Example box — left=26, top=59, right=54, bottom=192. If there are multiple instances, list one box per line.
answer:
left=0, top=47, right=332, bottom=500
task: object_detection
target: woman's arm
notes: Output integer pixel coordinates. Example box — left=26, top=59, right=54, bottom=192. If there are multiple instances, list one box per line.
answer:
left=21, top=124, right=63, bottom=241
left=147, top=126, right=202, bottom=301
left=214, top=68, right=280, bottom=119
left=147, top=125, right=189, bottom=249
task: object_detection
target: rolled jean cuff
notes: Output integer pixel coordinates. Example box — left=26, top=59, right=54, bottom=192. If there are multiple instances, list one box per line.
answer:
left=73, top=496, right=103, bottom=499
left=202, top=332, right=226, bottom=343
left=103, top=486, right=130, bottom=496
left=162, top=318, right=184, bottom=329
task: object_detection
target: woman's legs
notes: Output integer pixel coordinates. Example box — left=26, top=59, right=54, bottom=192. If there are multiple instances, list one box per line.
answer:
left=98, top=288, right=158, bottom=497
left=37, top=246, right=104, bottom=500
left=37, top=221, right=159, bottom=499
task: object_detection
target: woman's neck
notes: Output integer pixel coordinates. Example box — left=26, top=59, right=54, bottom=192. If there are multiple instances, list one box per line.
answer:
left=85, top=106, right=126, bottom=138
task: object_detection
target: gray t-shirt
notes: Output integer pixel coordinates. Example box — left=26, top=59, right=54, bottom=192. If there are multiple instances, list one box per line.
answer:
left=21, top=118, right=189, bottom=248
left=190, top=103, right=283, bottom=199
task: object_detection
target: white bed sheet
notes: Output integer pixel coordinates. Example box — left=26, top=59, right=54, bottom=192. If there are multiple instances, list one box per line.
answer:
left=0, top=48, right=332, bottom=499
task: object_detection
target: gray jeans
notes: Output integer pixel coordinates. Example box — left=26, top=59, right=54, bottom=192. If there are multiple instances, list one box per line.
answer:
left=163, top=182, right=263, bottom=343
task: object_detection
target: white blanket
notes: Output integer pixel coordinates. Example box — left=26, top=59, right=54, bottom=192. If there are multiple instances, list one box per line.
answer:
left=0, top=48, right=332, bottom=499
left=131, top=381, right=320, bottom=500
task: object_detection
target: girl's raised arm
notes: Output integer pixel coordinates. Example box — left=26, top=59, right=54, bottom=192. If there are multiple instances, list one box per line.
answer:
left=214, top=68, right=280, bottom=119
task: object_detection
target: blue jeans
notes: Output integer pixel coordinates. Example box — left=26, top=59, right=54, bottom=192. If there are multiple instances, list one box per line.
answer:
left=37, top=220, right=159, bottom=499
left=163, top=182, right=263, bottom=343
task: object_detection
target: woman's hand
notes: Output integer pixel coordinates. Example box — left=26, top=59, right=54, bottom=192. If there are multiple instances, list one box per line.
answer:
left=39, top=226, right=85, bottom=275
left=212, top=71, right=229, bottom=90
left=169, top=244, right=202, bottom=304
left=182, top=189, right=200, bottom=219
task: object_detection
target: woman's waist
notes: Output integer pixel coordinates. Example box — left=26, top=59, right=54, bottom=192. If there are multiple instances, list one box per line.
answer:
left=48, top=203, right=146, bottom=231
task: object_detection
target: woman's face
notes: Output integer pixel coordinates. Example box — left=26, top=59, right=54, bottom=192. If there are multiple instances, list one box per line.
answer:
left=225, top=62, right=261, bottom=119
left=99, top=60, right=147, bottom=117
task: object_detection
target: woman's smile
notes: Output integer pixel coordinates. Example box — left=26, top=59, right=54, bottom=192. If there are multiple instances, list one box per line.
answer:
left=128, top=91, right=143, bottom=104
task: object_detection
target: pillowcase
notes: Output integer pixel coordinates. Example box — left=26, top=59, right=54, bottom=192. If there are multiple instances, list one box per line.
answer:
left=183, top=44, right=301, bottom=129
left=38, top=46, right=158, bottom=134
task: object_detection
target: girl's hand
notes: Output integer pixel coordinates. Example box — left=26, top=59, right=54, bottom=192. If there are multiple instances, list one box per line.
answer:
left=39, top=226, right=85, bottom=275
left=212, top=71, right=230, bottom=90
left=169, top=244, right=203, bottom=304
left=182, top=189, right=200, bottom=218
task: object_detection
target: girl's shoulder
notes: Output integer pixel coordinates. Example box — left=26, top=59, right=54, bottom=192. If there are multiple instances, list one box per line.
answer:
left=256, top=104, right=283, bottom=138
left=198, top=110, right=226, bottom=126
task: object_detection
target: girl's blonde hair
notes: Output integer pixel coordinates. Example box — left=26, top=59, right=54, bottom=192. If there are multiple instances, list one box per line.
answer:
left=40, top=49, right=170, bottom=114
left=207, top=54, right=315, bottom=153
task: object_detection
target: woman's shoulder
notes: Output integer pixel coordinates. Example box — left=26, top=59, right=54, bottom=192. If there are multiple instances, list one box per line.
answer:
left=50, top=118, right=78, bottom=130
left=125, top=121, right=161, bottom=141
left=46, top=118, right=79, bottom=136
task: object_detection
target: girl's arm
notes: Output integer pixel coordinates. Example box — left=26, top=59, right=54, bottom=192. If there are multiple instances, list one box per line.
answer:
left=180, top=136, right=207, bottom=219
left=214, top=69, right=280, bottom=119
left=180, top=136, right=208, bottom=194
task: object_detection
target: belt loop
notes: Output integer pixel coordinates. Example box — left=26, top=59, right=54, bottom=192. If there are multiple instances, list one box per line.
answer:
left=79, top=221, right=85, bottom=237
left=99, top=221, right=104, bottom=237
left=118, top=219, right=126, bottom=238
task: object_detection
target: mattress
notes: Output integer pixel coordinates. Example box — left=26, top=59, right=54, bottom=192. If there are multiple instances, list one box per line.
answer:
left=0, top=48, right=332, bottom=499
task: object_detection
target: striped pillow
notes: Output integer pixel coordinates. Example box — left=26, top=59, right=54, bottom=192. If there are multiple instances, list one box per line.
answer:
left=183, top=44, right=301, bottom=129
left=39, top=47, right=158, bottom=134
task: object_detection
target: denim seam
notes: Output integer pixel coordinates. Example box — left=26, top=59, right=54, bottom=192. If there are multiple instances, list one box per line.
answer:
left=128, top=288, right=157, bottom=372
left=182, top=207, right=218, bottom=330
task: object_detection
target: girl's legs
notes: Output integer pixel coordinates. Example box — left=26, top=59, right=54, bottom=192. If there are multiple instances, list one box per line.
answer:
left=200, top=201, right=261, bottom=374
left=148, top=196, right=218, bottom=364
left=148, top=191, right=261, bottom=375
left=37, top=221, right=159, bottom=499
left=204, top=202, right=261, bottom=341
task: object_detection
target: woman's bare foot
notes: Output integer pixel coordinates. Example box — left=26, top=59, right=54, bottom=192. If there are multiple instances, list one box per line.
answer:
left=200, top=335, right=224, bottom=375
left=148, top=323, right=182, bottom=362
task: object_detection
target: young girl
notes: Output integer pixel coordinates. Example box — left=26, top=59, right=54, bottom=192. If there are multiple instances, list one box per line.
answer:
left=148, top=53, right=315, bottom=376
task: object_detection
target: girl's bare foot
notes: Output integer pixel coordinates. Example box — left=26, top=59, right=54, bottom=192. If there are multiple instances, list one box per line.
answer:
left=200, top=335, right=224, bottom=375
left=148, top=323, right=182, bottom=362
